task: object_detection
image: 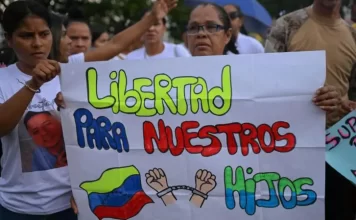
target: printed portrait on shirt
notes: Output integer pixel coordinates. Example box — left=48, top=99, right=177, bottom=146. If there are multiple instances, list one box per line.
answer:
left=19, top=110, right=67, bottom=172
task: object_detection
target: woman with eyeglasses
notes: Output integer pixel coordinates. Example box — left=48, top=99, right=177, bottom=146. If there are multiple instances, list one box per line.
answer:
left=186, top=3, right=238, bottom=56
left=223, top=4, right=264, bottom=54
left=186, top=2, right=341, bottom=124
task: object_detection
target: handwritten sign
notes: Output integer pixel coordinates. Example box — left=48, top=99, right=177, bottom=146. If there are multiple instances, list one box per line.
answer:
left=60, top=52, right=326, bottom=220
left=326, top=111, right=356, bottom=184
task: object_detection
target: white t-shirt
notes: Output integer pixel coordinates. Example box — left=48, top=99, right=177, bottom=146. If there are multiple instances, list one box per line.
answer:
left=0, top=64, right=71, bottom=214
left=68, top=53, right=85, bottom=63
left=68, top=52, right=120, bottom=62
left=126, top=42, right=191, bottom=60
left=236, top=33, right=264, bottom=54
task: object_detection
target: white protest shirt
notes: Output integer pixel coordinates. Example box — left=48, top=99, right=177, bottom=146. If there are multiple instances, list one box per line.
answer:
left=68, top=53, right=85, bottom=63
left=0, top=64, right=71, bottom=214
left=236, top=33, right=264, bottom=54
left=68, top=52, right=120, bottom=63
left=126, top=42, right=191, bottom=60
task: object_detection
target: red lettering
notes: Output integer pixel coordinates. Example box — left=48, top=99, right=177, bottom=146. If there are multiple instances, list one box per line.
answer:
left=257, top=124, right=275, bottom=153
left=240, top=123, right=260, bottom=156
left=272, top=121, right=296, bottom=152
left=217, top=123, right=241, bottom=155
left=199, top=125, right=221, bottom=157
left=143, top=120, right=296, bottom=157
left=182, top=121, right=203, bottom=154
left=165, top=126, right=184, bottom=156
left=143, top=120, right=168, bottom=154
left=346, top=117, right=356, bottom=132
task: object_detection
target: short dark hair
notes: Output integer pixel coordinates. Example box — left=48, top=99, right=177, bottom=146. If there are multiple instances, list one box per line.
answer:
left=49, top=12, right=65, bottom=61
left=2, top=0, right=51, bottom=36
left=23, top=111, right=52, bottom=130
left=91, top=23, right=107, bottom=45
left=65, top=7, right=90, bottom=30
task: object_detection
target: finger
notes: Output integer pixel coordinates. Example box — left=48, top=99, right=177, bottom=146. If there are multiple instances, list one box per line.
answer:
left=196, top=169, right=202, bottom=178
left=314, top=91, right=339, bottom=103
left=56, top=92, right=63, bottom=100
left=168, top=0, right=178, bottom=9
left=70, top=198, right=78, bottom=214
left=211, top=175, right=216, bottom=180
left=48, top=60, right=61, bottom=74
left=315, top=86, right=331, bottom=96
left=146, top=177, right=154, bottom=184
left=149, top=170, right=157, bottom=179
left=145, top=173, right=151, bottom=178
left=153, top=168, right=161, bottom=179
left=316, top=98, right=340, bottom=108
left=320, top=106, right=338, bottom=112
left=208, top=178, right=217, bottom=187
left=201, top=169, right=207, bottom=180
left=158, top=168, right=165, bottom=177
left=33, top=69, right=48, bottom=82
left=205, top=172, right=212, bottom=182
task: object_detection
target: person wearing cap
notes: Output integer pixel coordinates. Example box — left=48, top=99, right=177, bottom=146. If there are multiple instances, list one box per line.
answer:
left=223, top=4, right=264, bottom=54
left=126, top=12, right=191, bottom=60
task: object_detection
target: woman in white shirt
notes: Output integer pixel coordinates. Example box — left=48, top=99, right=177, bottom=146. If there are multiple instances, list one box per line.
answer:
left=127, top=13, right=191, bottom=60
left=0, top=0, right=177, bottom=219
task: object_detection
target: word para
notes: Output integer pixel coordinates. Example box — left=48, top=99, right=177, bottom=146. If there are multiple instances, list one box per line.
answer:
left=326, top=116, right=356, bottom=150
left=86, top=66, right=232, bottom=116
left=143, top=119, right=296, bottom=157
left=74, top=108, right=129, bottom=152
left=224, top=166, right=317, bottom=215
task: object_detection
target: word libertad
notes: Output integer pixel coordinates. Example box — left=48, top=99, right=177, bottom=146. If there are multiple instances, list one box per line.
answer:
left=86, top=65, right=232, bottom=116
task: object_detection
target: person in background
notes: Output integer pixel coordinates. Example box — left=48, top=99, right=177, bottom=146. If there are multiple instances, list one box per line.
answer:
left=113, top=20, right=142, bottom=60
left=265, top=0, right=356, bottom=219
left=126, top=12, right=191, bottom=60
left=65, top=8, right=91, bottom=55
left=223, top=4, right=264, bottom=54
left=91, top=23, right=110, bottom=48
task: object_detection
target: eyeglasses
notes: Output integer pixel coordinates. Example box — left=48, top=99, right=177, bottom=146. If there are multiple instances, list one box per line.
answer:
left=228, top=11, right=241, bottom=20
left=186, top=24, right=225, bottom=35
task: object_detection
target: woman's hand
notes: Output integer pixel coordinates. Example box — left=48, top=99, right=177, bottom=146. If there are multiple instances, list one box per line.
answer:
left=313, top=85, right=341, bottom=112
left=28, top=60, right=60, bottom=90
left=340, top=99, right=356, bottom=114
left=71, top=195, right=78, bottom=214
left=150, top=0, right=178, bottom=20
left=55, top=92, right=65, bottom=110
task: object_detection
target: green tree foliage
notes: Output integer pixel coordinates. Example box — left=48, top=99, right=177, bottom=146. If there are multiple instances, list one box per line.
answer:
left=0, top=0, right=351, bottom=42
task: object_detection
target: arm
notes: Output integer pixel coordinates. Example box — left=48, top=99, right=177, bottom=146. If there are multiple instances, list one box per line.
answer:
left=264, top=18, right=288, bottom=53
left=0, top=60, right=60, bottom=137
left=0, top=80, right=38, bottom=137
left=348, top=63, right=356, bottom=101
left=84, top=13, right=157, bottom=62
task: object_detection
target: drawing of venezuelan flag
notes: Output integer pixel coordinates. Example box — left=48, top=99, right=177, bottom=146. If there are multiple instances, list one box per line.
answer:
left=80, top=166, right=153, bottom=220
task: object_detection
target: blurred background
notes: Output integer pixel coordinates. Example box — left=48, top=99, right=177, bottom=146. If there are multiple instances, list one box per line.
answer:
left=0, top=0, right=353, bottom=43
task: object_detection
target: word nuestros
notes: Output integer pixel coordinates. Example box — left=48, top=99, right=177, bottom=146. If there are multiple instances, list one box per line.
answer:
left=86, top=65, right=232, bottom=116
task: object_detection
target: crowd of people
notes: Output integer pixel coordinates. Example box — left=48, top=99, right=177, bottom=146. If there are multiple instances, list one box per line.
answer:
left=0, top=0, right=354, bottom=219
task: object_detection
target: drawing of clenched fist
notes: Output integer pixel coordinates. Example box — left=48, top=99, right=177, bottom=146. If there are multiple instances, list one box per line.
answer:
left=146, top=168, right=176, bottom=206
left=195, top=169, right=217, bottom=194
left=190, top=169, right=216, bottom=208
left=146, top=168, right=168, bottom=192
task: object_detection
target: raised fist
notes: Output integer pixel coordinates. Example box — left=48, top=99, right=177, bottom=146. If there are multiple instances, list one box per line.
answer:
left=31, top=59, right=60, bottom=88
left=146, top=168, right=169, bottom=192
left=151, top=0, right=178, bottom=21
left=194, top=169, right=216, bottom=194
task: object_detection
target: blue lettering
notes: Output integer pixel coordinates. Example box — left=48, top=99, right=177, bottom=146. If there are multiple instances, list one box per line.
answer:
left=73, top=108, right=129, bottom=152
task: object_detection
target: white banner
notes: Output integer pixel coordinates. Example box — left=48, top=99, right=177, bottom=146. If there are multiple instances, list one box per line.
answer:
left=60, top=51, right=326, bottom=220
